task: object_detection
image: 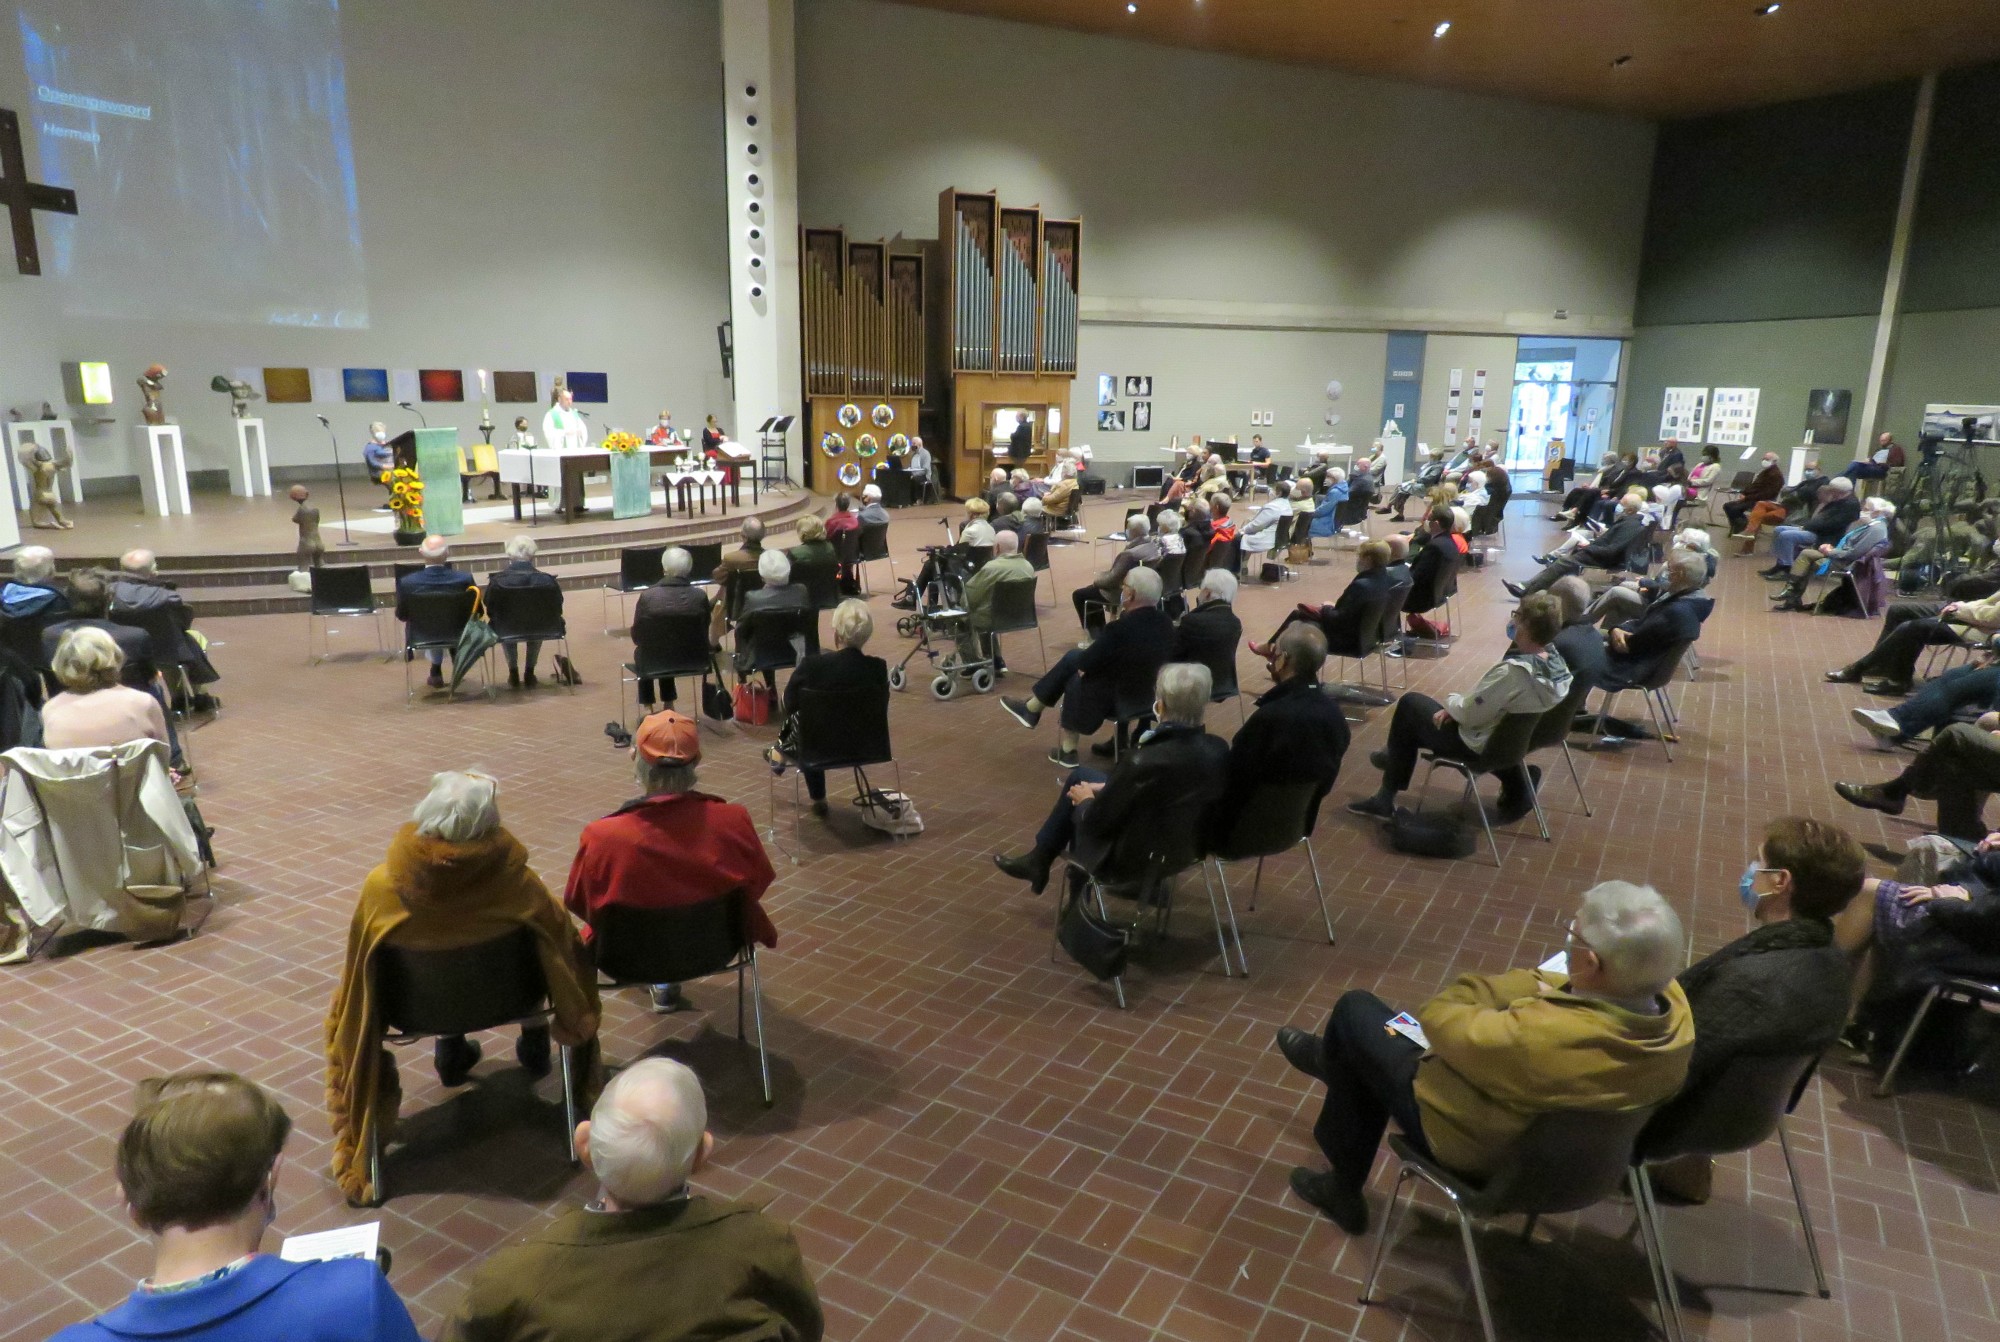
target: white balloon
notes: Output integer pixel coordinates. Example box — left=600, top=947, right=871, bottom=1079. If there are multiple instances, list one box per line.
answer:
left=1325, top=380, right=1344, bottom=400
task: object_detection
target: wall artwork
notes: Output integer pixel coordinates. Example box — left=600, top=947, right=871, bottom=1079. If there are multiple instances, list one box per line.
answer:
left=1805, top=389, right=1852, bottom=445
left=418, top=368, right=465, bottom=402
left=263, top=367, right=312, bottom=404
left=342, top=368, right=390, bottom=402
left=492, top=370, right=538, bottom=403
left=1922, top=404, right=2000, bottom=445
left=1445, top=367, right=1463, bottom=441
left=1123, top=375, right=1151, bottom=398
left=1132, top=401, right=1151, bottom=432
left=1706, top=386, right=1760, bottom=447
left=565, top=371, right=610, bottom=403
left=1468, top=368, right=1488, bottom=443
left=1097, top=409, right=1126, bottom=431
left=1659, top=386, right=1708, bottom=443
left=1097, top=374, right=1117, bottom=406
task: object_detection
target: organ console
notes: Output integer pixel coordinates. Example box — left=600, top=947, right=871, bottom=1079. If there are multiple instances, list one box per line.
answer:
left=800, top=226, right=924, bottom=493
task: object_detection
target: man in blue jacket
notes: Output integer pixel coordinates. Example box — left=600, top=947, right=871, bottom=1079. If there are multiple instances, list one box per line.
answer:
left=51, top=1071, right=420, bottom=1342
left=395, top=536, right=475, bottom=690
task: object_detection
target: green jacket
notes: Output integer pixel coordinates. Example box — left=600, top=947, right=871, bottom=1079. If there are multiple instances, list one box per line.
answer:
left=965, top=553, right=1036, bottom=629
left=1414, top=968, right=1693, bottom=1178
left=441, top=1195, right=823, bottom=1342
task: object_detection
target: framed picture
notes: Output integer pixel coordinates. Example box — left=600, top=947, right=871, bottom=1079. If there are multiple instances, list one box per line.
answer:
left=1097, top=374, right=1117, bottom=406
left=1806, top=389, right=1852, bottom=445
left=1132, top=401, right=1152, bottom=432
left=1123, top=375, right=1152, bottom=398
left=1097, top=409, right=1127, bottom=432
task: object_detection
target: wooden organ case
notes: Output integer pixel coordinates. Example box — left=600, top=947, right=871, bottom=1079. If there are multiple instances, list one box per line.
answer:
left=800, top=226, right=925, bottom=494
left=934, top=189, right=1080, bottom=497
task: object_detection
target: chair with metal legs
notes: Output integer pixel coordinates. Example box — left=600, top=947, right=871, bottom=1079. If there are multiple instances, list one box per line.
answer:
left=1873, top=975, right=2000, bottom=1097
left=1414, top=710, right=1548, bottom=867
left=1205, top=779, right=1337, bottom=975
left=1525, top=678, right=1596, bottom=817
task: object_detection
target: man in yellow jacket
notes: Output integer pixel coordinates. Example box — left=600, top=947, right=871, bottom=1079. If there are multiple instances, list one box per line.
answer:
left=1276, top=880, right=1693, bottom=1234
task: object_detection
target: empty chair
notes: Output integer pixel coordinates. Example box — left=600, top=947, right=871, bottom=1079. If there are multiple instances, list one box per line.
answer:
left=601, top=545, right=667, bottom=634
left=401, top=588, right=483, bottom=700
left=485, top=581, right=571, bottom=693
left=684, top=541, right=724, bottom=582
left=1415, top=710, right=1549, bottom=866
left=305, top=563, right=384, bottom=664
left=856, top=521, right=897, bottom=594
left=1206, top=779, right=1338, bottom=971
left=1362, top=1106, right=1671, bottom=1342
left=367, top=927, right=581, bottom=1203
left=589, top=896, right=775, bottom=1106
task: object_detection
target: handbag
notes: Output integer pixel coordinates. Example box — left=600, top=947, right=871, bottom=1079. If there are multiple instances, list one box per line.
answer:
left=856, top=788, right=924, bottom=835
left=702, top=680, right=735, bottom=721
left=1388, top=807, right=1475, bottom=860
left=1259, top=560, right=1287, bottom=583
left=732, top=681, right=773, bottom=725
left=1056, top=880, right=1128, bottom=981
left=1286, top=540, right=1313, bottom=564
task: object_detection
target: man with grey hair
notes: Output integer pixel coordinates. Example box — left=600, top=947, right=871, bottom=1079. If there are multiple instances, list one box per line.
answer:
left=485, top=534, right=564, bottom=689
left=1207, top=622, right=1349, bottom=846
left=995, top=662, right=1230, bottom=892
left=713, top=515, right=766, bottom=587
left=1003, top=567, right=1174, bottom=767
left=1766, top=473, right=1859, bottom=573
left=441, top=1058, right=822, bottom=1342
left=395, top=535, right=474, bottom=690
left=1276, top=879, right=1692, bottom=1234
left=1073, top=512, right=1160, bottom=632
left=1603, top=550, right=1708, bottom=685
left=4, top=544, right=68, bottom=619
left=565, top=711, right=778, bottom=1014
left=1151, top=567, right=1242, bottom=757
left=858, top=482, right=891, bottom=526
left=633, top=546, right=718, bottom=711
left=107, top=545, right=220, bottom=691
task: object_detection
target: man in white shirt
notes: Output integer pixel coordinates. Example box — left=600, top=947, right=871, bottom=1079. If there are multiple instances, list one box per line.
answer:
left=542, top=386, right=588, bottom=454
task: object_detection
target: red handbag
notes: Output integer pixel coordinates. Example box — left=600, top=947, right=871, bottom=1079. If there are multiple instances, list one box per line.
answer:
left=732, top=682, right=773, bottom=725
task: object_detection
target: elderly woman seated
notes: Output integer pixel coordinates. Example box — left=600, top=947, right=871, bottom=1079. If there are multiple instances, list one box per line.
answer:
left=767, top=600, right=891, bottom=817
left=42, top=626, right=169, bottom=751
left=1250, top=540, right=1395, bottom=660
left=732, top=550, right=810, bottom=689
left=324, top=770, right=600, bottom=1205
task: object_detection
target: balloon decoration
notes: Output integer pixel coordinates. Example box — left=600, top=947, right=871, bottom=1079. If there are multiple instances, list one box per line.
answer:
left=855, top=433, right=880, bottom=457
left=888, top=433, right=911, bottom=454
left=836, top=461, right=863, bottom=487
left=837, top=403, right=862, bottom=428
left=871, top=403, right=895, bottom=427
left=820, top=431, right=846, bottom=455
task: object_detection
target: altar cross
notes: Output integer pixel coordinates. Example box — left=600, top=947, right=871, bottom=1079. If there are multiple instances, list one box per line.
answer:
left=0, top=107, right=78, bottom=277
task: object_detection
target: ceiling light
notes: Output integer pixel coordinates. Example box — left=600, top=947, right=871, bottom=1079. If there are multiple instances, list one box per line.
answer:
left=1126, top=2, right=1136, bottom=10
left=1433, top=19, right=1452, bottom=36
left=1755, top=2, right=1779, bottom=12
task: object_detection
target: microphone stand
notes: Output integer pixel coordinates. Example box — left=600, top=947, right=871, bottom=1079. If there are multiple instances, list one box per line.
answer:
left=316, top=415, right=357, bottom=547
left=397, top=401, right=428, bottom=429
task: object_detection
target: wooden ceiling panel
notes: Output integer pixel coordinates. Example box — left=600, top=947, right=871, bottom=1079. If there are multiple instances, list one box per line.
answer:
left=884, top=0, right=2000, bottom=119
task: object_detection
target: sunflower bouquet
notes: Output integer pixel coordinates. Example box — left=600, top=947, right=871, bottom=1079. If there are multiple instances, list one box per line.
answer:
left=603, top=430, right=644, bottom=455
left=385, top=466, right=425, bottom=530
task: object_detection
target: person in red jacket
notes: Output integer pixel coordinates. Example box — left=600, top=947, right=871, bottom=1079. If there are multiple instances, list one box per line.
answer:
left=564, top=711, right=777, bottom=1013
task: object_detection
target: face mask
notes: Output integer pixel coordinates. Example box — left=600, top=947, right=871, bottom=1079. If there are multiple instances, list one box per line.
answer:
left=1738, top=862, right=1764, bottom=912
left=1505, top=620, right=1517, bottom=643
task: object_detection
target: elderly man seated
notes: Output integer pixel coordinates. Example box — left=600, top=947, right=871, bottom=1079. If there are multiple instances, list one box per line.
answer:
left=1347, top=592, right=1571, bottom=822
left=993, top=662, right=1230, bottom=893
left=441, top=1059, right=822, bottom=1342
left=633, top=546, right=717, bottom=711
left=1275, top=880, right=1691, bottom=1232
left=1503, top=491, right=1651, bottom=599
left=962, top=530, right=1036, bottom=674
left=54, top=1072, right=423, bottom=1342
left=485, top=535, right=564, bottom=688
left=1765, top=476, right=1861, bottom=574
left=1770, top=494, right=1891, bottom=612
left=990, top=491, right=1026, bottom=539
left=1604, top=551, right=1708, bottom=683
left=1173, top=569, right=1242, bottom=688
left=858, top=483, right=891, bottom=525
left=770, top=600, right=889, bottom=817
left=1207, top=624, right=1349, bottom=847
left=731, top=550, right=811, bottom=691
left=326, top=771, right=600, bottom=1205
left=1837, top=717, right=2000, bottom=842
left=108, top=548, right=220, bottom=692
left=905, top=436, right=932, bottom=490
left=395, top=536, right=475, bottom=690
left=1002, top=568, right=1174, bottom=767
left=566, top=711, right=777, bottom=1013
left=1250, top=540, right=1394, bottom=660
left=1073, top=512, right=1161, bottom=632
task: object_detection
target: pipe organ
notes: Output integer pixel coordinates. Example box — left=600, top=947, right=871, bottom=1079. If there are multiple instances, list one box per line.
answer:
left=800, top=226, right=923, bottom=493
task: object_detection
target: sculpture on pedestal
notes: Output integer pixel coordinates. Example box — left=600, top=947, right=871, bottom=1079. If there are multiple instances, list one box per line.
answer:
left=15, top=440, right=72, bottom=529
left=209, top=374, right=261, bottom=419
left=137, top=364, right=168, bottom=425
left=289, top=484, right=324, bottom=569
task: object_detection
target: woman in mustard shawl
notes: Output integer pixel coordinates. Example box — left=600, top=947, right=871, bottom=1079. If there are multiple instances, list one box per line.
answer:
left=326, top=771, right=600, bottom=1205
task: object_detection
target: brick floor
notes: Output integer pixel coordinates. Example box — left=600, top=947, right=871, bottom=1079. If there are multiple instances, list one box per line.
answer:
left=4, top=493, right=1998, bottom=1342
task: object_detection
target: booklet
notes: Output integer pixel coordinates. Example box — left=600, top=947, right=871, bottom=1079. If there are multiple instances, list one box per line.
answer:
left=1384, top=1011, right=1430, bottom=1050
left=1539, top=951, right=1569, bottom=976
left=280, top=1222, right=380, bottom=1264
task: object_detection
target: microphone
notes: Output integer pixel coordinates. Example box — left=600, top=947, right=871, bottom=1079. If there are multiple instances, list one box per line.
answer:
left=576, top=410, right=592, bottom=419
left=397, top=400, right=428, bottom=428
left=315, top=414, right=330, bottom=426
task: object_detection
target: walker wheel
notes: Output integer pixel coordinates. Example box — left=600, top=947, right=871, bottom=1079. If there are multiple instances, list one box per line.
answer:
left=971, top=667, right=995, bottom=693
left=930, top=674, right=955, bottom=701
left=888, top=666, right=906, bottom=692
left=896, top=616, right=919, bottom=638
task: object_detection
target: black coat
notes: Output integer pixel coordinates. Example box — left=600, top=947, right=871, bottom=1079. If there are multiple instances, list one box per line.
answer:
left=632, top=577, right=713, bottom=643
left=783, top=644, right=888, bottom=719
left=1803, top=496, right=1862, bottom=544
left=1172, top=600, right=1242, bottom=687
left=1074, top=722, right=1229, bottom=872
left=1579, top=514, right=1648, bottom=569
left=43, top=617, right=155, bottom=685
left=1207, top=677, right=1349, bottom=846
left=1320, top=566, right=1396, bottom=655
left=1406, top=534, right=1463, bottom=615
left=1553, top=620, right=1608, bottom=695
left=1076, top=604, right=1176, bottom=714
left=1677, top=919, right=1851, bottom=1090
left=1606, top=590, right=1706, bottom=683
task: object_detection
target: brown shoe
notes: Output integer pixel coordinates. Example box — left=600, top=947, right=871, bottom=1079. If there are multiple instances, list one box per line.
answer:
left=1835, top=780, right=1906, bottom=816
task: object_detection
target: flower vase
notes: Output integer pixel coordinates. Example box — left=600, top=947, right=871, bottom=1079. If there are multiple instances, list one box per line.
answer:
left=393, top=526, right=423, bottom=547
left=609, top=451, right=653, bottom=519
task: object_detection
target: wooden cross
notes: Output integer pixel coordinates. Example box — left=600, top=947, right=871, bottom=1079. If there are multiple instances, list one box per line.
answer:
left=0, top=107, right=78, bottom=277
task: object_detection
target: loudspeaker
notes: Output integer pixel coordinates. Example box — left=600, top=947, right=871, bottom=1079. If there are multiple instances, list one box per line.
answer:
left=1131, top=465, right=1165, bottom=488
left=1081, top=474, right=1107, bottom=496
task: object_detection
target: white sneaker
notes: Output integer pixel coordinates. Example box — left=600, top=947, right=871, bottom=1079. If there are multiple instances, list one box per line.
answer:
left=1851, top=706, right=1903, bottom=741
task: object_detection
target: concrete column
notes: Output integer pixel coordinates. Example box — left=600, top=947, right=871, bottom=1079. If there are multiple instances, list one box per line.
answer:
left=1855, top=73, right=1937, bottom=450
left=721, top=0, right=802, bottom=464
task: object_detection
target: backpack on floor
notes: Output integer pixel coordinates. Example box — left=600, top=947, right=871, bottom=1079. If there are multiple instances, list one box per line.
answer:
left=1388, top=807, right=1475, bottom=860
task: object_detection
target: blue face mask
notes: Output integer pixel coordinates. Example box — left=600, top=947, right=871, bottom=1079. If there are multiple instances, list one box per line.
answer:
left=1738, top=862, right=1763, bottom=912
left=1505, top=620, right=1517, bottom=643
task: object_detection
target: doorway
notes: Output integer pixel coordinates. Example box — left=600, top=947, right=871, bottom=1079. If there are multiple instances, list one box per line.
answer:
left=1505, top=337, right=1624, bottom=481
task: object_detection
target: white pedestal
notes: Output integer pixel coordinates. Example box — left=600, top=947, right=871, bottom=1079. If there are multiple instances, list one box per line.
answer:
left=134, top=424, right=192, bottom=518
left=3, top=419, right=82, bottom=510
left=1380, top=430, right=1408, bottom=489
left=1786, top=445, right=1811, bottom=487
left=229, top=418, right=272, bottom=497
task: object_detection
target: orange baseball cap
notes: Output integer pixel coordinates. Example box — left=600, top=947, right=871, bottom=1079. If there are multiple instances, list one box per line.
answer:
left=634, top=710, right=701, bottom=766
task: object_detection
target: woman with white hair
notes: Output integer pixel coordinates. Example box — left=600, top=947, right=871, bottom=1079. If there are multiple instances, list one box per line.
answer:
left=324, top=770, right=599, bottom=1204
left=1772, top=492, right=1894, bottom=612
left=732, top=550, right=810, bottom=689
left=1155, top=509, right=1186, bottom=557
left=768, top=599, right=888, bottom=818
left=43, top=626, right=168, bottom=750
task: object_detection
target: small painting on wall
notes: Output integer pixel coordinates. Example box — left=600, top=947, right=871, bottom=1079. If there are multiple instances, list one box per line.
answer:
left=1123, top=375, right=1152, bottom=398
left=1131, top=401, right=1151, bottom=432
left=1097, top=374, right=1117, bottom=406
left=418, top=369, right=465, bottom=402
left=342, top=368, right=389, bottom=402
left=1806, top=389, right=1852, bottom=445
left=1097, top=409, right=1126, bottom=432
left=492, top=370, right=538, bottom=403
left=565, top=371, right=610, bottom=403
left=262, top=367, right=311, bottom=404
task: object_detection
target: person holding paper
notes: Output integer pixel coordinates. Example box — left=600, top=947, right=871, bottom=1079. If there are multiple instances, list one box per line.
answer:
left=1841, top=431, right=1904, bottom=482
left=51, top=1072, right=422, bottom=1342
left=1274, top=881, right=1692, bottom=1234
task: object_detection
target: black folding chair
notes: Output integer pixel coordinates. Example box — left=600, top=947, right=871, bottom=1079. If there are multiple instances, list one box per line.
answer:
left=1024, top=531, right=1053, bottom=606
left=723, top=567, right=765, bottom=623
left=684, top=541, right=724, bottom=583
left=1415, top=710, right=1548, bottom=866
left=1526, top=675, right=1595, bottom=817
left=401, top=588, right=483, bottom=701
left=792, top=557, right=842, bottom=612
left=1206, top=779, right=1337, bottom=971
left=769, top=682, right=902, bottom=853
left=591, top=896, right=774, bottom=1105
left=305, top=564, right=384, bottom=664
left=1323, top=589, right=1392, bottom=715
left=1874, top=975, right=2000, bottom=1097
left=1631, top=1052, right=1829, bottom=1342
left=624, top=609, right=718, bottom=730
left=857, top=522, right=897, bottom=594
left=111, top=602, right=208, bottom=728
left=1363, top=1106, right=1670, bottom=1342
left=738, top=606, right=817, bottom=692
left=1591, top=638, right=1699, bottom=762
left=601, top=545, right=666, bottom=634
left=485, top=582, right=572, bottom=693
left=368, top=927, right=580, bottom=1204
left=391, top=562, right=425, bottom=590
left=980, top=575, right=1048, bottom=673
left=1208, top=537, right=1242, bottom=577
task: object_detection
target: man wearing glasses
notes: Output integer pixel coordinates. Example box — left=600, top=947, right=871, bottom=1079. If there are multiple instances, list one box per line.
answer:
left=1273, top=880, right=1693, bottom=1234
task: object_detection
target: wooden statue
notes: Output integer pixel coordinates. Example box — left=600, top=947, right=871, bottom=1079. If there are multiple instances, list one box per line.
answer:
left=289, top=483, right=324, bottom=569
left=137, top=364, right=168, bottom=425
left=16, top=441, right=72, bottom=529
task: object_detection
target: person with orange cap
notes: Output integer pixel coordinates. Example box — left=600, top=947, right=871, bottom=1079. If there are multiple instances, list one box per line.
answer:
left=563, top=711, right=777, bottom=1013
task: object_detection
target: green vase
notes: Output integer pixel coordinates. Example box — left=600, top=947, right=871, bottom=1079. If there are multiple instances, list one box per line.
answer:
left=610, top=452, right=653, bottom=519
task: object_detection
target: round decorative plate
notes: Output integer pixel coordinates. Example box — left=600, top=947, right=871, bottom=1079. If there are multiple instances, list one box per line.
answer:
left=888, top=432, right=911, bottom=455
left=836, top=461, right=863, bottom=487
left=854, top=433, right=880, bottom=457
left=837, top=403, right=862, bottom=428
left=871, top=403, right=895, bottom=428
left=820, top=431, right=845, bottom=455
